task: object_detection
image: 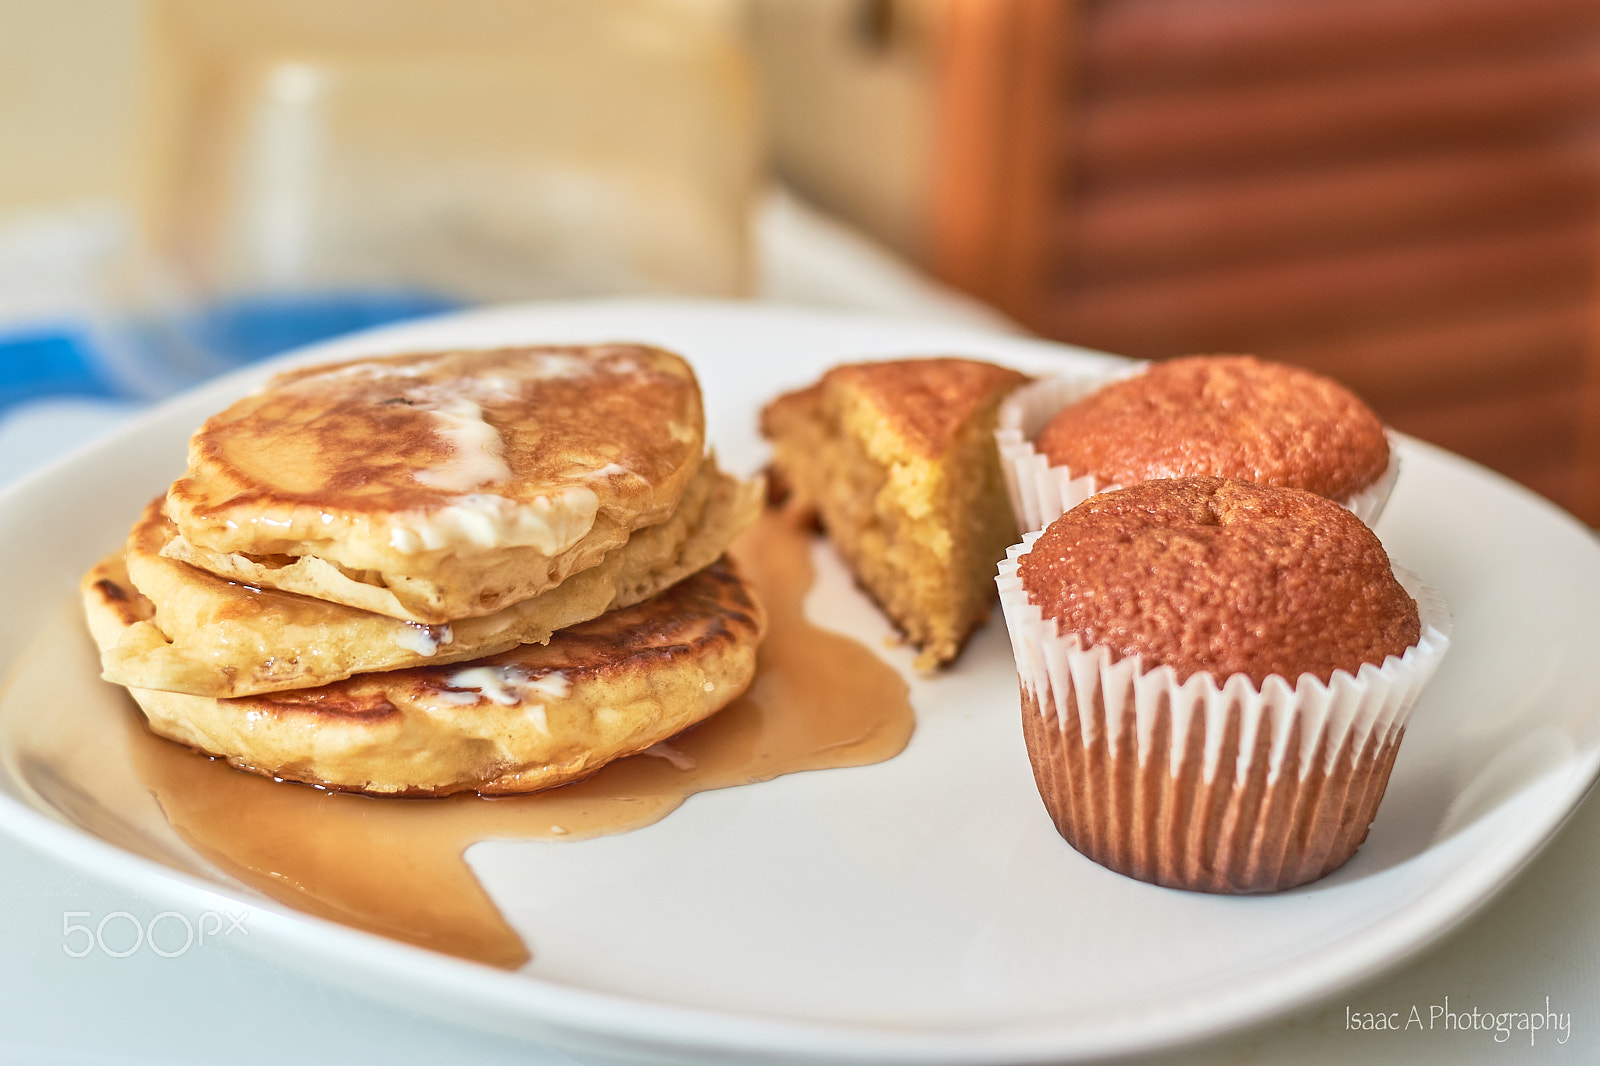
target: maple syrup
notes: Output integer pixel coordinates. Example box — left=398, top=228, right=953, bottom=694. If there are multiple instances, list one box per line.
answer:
left=120, top=512, right=914, bottom=968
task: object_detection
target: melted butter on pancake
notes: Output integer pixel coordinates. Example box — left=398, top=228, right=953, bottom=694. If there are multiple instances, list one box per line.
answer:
left=387, top=485, right=601, bottom=554
left=441, top=665, right=573, bottom=706
left=587, top=461, right=641, bottom=480
left=410, top=399, right=513, bottom=493
left=393, top=622, right=452, bottom=656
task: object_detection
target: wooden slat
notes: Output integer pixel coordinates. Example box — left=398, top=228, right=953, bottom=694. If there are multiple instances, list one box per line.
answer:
left=942, top=1, right=1600, bottom=519
left=1263, top=299, right=1589, bottom=408
left=1386, top=383, right=1579, bottom=477
left=1068, top=142, right=1600, bottom=279
left=1432, top=447, right=1579, bottom=510
left=1570, top=256, right=1600, bottom=523
left=927, top=0, right=1072, bottom=322
left=990, top=0, right=1074, bottom=323
left=926, top=0, right=1016, bottom=302
left=1079, top=46, right=1600, bottom=189
left=1086, top=0, right=1600, bottom=97
left=1508, top=461, right=1578, bottom=512
left=1049, top=222, right=1598, bottom=356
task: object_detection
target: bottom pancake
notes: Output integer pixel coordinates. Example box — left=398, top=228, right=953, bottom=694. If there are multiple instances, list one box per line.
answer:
left=83, top=556, right=766, bottom=795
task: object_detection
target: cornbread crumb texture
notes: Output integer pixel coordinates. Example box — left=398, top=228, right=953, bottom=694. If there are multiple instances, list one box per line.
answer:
left=761, top=357, right=1027, bottom=667
left=1034, top=354, right=1389, bottom=501
left=1019, top=477, right=1419, bottom=686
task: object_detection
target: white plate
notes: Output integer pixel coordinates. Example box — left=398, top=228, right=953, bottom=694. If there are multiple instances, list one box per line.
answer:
left=3, top=298, right=1600, bottom=1065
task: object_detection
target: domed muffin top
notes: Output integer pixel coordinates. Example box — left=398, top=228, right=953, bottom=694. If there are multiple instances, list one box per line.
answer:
left=1018, top=476, right=1419, bottom=685
left=1034, top=355, right=1389, bottom=501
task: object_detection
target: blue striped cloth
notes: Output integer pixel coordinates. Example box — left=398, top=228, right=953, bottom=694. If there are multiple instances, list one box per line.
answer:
left=0, top=289, right=461, bottom=413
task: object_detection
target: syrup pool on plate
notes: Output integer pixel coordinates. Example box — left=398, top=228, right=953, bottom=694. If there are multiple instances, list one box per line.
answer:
left=4, top=511, right=914, bottom=969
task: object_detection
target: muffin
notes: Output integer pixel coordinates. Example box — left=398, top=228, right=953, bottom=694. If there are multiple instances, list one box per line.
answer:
left=996, top=477, right=1450, bottom=893
left=997, top=355, right=1399, bottom=533
left=761, top=357, right=1027, bottom=669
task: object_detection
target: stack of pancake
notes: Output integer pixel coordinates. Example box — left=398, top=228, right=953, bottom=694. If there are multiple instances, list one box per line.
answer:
left=81, top=344, right=766, bottom=795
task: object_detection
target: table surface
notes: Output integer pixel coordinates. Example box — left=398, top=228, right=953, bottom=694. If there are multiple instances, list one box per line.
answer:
left=3, top=196, right=1597, bottom=1064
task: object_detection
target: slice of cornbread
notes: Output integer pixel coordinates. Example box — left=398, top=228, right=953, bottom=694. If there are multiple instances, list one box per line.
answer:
left=761, top=357, right=1027, bottom=669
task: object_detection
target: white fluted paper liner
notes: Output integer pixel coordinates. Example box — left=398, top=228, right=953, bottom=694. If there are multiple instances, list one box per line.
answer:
left=996, top=367, right=1139, bottom=533
left=996, top=530, right=1452, bottom=786
left=1340, top=444, right=1401, bottom=528
left=996, top=370, right=1403, bottom=534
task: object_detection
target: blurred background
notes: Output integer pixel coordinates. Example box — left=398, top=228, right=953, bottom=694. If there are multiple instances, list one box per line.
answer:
left=5, top=0, right=1600, bottom=521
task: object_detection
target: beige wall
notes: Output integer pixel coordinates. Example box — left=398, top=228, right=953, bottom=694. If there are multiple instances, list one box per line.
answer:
left=747, top=0, right=941, bottom=260
left=0, top=0, right=762, bottom=301
left=138, top=0, right=759, bottom=298
left=0, top=0, right=146, bottom=212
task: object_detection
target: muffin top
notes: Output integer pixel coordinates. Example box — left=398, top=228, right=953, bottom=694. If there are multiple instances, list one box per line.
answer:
left=1018, top=477, right=1419, bottom=685
left=1034, top=355, right=1389, bottom=501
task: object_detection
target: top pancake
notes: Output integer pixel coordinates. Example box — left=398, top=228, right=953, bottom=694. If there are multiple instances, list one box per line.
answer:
left=166, top=345, right=705, bottom=622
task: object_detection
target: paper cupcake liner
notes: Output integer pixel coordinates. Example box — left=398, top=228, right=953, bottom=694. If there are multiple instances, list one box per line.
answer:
left=996, top=370, right=1402, bottom=534
left=1344, top=447, right=1401, bottom=527
left=995, top=368, right=1138, bottom=534
left=996, top=532, right=1452, bottom=893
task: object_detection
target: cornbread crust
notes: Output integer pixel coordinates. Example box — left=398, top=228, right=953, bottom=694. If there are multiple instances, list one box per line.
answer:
left=84, top=556, right=766, bottom=796
left=761, top=357, right=1028, bottom=668
left=100, top=460, right=761, bottom=698
left=829, top=358, right=1027, bottom=460
left=1019, top=477, right=1419, bottom=685
left=1034, top=355, right=1390, bottom=502
left=166, top=345, right=705, bottom=623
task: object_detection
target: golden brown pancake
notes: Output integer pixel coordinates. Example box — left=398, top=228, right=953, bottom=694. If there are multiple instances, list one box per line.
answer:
left=166, top=345, right=705, bottom=623
left=84, top=556, right=766, bottom=796
left=99, top=460, right=762, bottom=698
